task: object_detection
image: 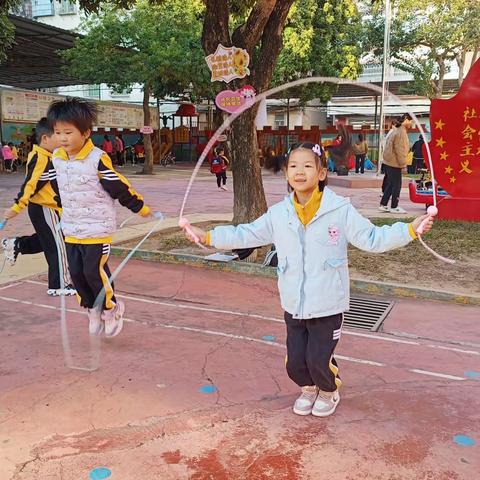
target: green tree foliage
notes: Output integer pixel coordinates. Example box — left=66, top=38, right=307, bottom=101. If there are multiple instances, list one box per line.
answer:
left=72, top=0, right=362, bottom=222
left=363, top=0, right=480, bottom=98
left=0, top=1, right=17, bottom=64
left=273, top=0, right=361, bottom=103
left=62, top=0, right=210, bottom=173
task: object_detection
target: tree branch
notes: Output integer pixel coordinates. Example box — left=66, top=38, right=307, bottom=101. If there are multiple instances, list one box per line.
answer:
left=252, top=0, right=295, bottom=92
left=232, top=0, right=276, bottom=51
left=201, top=0, right=231, bottom=53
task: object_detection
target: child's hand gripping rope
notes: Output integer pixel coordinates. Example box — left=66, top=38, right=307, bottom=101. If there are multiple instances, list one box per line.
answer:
left=179, top=218, right=208, bottom=249
left=413, top=206, right=455, bottom=265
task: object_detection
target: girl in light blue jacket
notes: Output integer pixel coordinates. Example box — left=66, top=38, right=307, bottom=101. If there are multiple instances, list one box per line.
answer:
left=184, top=142, right=433, bottom=418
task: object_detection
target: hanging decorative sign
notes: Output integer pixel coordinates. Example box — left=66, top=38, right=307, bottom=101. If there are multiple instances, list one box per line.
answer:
left=215, top=85, right=256, bottom=113
left=205, top=44, right=250, bottom=83
left=140, top=126, right=154, bottom=134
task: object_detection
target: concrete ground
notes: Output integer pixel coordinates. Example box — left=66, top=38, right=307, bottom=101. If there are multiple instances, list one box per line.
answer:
left=0, top=261, right=479, bottom=479
left=0, top=165, right=478, bottom=479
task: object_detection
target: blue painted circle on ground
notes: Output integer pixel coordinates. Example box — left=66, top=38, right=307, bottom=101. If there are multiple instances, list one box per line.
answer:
left=199, top=385, right=217, bottom=394
left=262, top=335, right=276, bottom=342
left=464, top=371, right=480, bottom=378
left=89, top=467, right=112, bottom=480
left=453, top=435, right=476, bottom=447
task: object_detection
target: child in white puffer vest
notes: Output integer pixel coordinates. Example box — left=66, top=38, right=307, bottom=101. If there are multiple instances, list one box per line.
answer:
left=48, top=97, right=152, bottom=338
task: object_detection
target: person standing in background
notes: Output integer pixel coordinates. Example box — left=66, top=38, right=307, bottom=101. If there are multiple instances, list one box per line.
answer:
left=115, top=134, right=125, bottom=167
left=410, top=135, right=425, bottom=174
left=354, top=134, right=368, bottom=174
left=102, top=135, right=113, bottom=160
left=2, top=143, right=14, bottom=172
left=379, top=114, right=412, bottom=214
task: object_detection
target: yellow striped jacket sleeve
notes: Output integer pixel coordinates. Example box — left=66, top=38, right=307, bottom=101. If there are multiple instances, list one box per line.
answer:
left=11, top=151, right=49, bottom=213
left=98, top=153, right=150, bottom=216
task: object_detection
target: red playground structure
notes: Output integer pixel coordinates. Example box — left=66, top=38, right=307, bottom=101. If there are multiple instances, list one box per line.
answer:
left=409, top=58, right=480, bottom=221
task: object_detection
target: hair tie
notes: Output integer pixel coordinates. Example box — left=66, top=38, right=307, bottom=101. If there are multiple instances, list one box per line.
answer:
left=312, top=144, right=323, bottom=156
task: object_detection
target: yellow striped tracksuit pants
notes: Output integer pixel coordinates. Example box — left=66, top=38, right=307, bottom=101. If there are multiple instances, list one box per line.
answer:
left=284, top=311, right=343, bottom=392
left=65, top=243, right=115, bottom=310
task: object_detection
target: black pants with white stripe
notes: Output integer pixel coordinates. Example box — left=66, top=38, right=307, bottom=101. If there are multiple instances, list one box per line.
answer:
left=66, top=243, right=116, bottom=310
left=284, top=312, right=343, bottom=392
left=15, top=203, right=70, bottom=290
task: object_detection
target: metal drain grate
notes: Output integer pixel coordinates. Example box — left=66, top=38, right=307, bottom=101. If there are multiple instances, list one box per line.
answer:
left=344, top=296, right=394, bottom=331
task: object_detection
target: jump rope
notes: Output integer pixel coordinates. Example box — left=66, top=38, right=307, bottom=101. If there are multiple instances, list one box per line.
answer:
left=0, top=77, right=454, bottom=371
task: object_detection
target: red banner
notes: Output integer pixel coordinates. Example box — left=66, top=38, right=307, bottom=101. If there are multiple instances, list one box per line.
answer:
left=427, top=59, right=480, bottom=198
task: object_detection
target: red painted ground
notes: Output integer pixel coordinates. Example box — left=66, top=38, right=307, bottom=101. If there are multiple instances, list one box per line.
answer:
left=0, top=260, right=479, bottom=479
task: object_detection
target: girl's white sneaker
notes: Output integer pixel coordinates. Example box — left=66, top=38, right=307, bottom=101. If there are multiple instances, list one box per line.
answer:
left=311, top=390, right=340, bottom=417
left=293, top=386, right=319, bottom=415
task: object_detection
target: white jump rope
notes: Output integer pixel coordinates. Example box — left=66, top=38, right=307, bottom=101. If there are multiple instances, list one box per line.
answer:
left=0, top=78, right=454, bottom=372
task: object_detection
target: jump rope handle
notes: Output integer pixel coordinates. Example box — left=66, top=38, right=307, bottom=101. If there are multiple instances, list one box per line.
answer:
left=0, top=219, right=7, bottom=230
left=416, top=205, right=437, bottom=236
left=179, top=217, right=208, bottom=250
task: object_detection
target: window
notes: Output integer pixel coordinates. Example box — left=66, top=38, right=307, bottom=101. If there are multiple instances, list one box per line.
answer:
left=274, top=112, right=285, bottom=128
left=83, top=85, right=100, bottom=99
left=12, top=1, right=33, bottom=19
left=32, top=0, right=54, bottom=17
left=58, top=0, right=76, bottom=14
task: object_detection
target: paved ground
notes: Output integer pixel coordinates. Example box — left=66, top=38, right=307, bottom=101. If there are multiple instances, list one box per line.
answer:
left=0, top=261, right=479, bottom=479
left=0, top=165, right=478, bottom=479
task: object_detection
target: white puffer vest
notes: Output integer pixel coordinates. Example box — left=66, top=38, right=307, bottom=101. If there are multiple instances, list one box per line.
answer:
left=53, top=147, right=116, bottom=239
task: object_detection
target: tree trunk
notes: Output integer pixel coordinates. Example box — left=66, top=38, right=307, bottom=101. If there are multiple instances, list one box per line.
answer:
left=230, top=106, right=267, bottom=224
left=202, top=0, right=295, bottom=224
left=142, top=82, right=154, bottom=175
left=456, top=49, right=466, bottom=85
left=469, top=45, right=479, bottom=70
left=435, top=56, right=446, bottom=98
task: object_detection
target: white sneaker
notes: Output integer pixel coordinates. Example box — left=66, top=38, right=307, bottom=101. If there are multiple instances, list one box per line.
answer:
left=312, top=390, right=340, bottom=417
left=1, top=238, right=18, bottom=266
left=88, top=307, right=103, bottom=336
left=293, top=386, right=319, bottom=415
left=47, top=285, right=77, bottom=296
left=61, top=284, right=77, bottom=296
left=103, top=300, right=125, bottom=338
left=389, top=206, right=407, bottom=214
left=47, top=288, right=61, bottom=296
left=378, top=205, right=390, bottom=212
left=220, top=185, right=228, bottom=191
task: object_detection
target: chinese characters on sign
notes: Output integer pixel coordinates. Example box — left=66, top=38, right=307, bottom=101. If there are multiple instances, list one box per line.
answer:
left=215, top=85, right=256, bottom=114
left=205, top=44, right=250, bottom=83
left=1, top=89, right=159, bottom=130
left=427, top=59, right=480, bottom=199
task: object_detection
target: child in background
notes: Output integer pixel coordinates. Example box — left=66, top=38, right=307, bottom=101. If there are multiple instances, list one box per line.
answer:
left=47, top=98, right=152, bottom=338
left=2, top=143, right=14, bottom=172
left=210, top=146, right=230, bottom=191
left=2, top=118, right=75, bottom=296
left=183, top=142, right=433, bottom=417
left=9, top=143, right=19, bottom=171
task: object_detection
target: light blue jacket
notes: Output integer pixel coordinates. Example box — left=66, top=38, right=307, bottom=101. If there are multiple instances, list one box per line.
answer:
left=210, top=187, right=414, bottom=319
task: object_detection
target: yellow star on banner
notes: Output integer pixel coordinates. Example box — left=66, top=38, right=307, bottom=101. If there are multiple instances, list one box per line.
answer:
left=434, top=119, right=445, bottom=130
left=449, top=176, right=456, bottom=183
left=436, top=137, right=446, bottom=148
left=440, top=151, right=449, bottom=161
left=445, top=165, right=453, bottom=174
